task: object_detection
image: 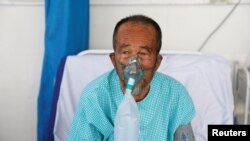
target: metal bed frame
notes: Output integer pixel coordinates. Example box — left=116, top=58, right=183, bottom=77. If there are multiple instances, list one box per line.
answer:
left=233, top=64, right=250, bottom=125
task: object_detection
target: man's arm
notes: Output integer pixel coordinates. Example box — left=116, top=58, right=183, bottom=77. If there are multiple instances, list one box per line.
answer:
left=174, top=123, right=196, bottom=141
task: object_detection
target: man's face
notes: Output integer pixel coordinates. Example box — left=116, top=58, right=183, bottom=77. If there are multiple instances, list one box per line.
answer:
left=110, top=23, right=162, bottom=97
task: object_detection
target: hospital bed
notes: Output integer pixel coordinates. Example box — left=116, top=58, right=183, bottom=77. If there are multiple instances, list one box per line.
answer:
left=47, top=49, right=250, bottom=141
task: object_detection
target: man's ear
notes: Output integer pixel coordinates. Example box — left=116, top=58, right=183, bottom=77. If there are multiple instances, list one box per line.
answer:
left=109, top=52, right=115, bottom=66
left=155, top=54, right=163, bottom=70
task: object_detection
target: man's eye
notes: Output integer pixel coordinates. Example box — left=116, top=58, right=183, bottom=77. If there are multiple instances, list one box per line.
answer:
left=122, top=51, right=129, bottom=55
left=138, top=51, right=150, bottom=60
left=139, top=52, right=149, bottom=56
left=139, top=52, right=146, bottom=55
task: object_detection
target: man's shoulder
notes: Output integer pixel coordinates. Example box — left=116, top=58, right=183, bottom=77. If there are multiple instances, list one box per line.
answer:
left=154, top=71, right=187, bottom=92
left=155, top=72, right=183, bottom=85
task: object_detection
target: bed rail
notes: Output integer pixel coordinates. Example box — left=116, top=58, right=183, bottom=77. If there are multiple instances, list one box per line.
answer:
left=233, top=64, right=250, bottom=124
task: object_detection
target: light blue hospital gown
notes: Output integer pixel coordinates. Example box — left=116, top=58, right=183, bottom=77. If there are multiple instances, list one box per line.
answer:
left=67, top=69, right=195, bottom=141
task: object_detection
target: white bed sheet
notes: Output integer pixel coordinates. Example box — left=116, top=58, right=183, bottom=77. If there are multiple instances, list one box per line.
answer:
left=53, top=51, right=234, bottom=141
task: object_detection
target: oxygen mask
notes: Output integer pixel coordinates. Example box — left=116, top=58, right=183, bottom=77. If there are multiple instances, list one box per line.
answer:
left=123, top=56, right=144, bottom=84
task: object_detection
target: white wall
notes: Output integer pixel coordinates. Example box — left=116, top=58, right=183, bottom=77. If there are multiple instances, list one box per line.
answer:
left=0, top=1, right=249, bottom=141
left=0, top=5, right=44, bottom=141
left=90, top=2, right=250, bottom=65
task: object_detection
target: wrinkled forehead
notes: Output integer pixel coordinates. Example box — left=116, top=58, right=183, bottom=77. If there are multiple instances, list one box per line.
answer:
left=118, top=22, right=156, bottom=33
left=116, top=22, right=157, bottom=43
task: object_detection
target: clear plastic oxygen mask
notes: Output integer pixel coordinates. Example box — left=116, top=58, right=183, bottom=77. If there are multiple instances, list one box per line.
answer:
left=123, top=56, right=144, bottom=84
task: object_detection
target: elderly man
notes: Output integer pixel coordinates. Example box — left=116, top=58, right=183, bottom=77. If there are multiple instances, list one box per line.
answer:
left=68, top=14, right=196, bottom=141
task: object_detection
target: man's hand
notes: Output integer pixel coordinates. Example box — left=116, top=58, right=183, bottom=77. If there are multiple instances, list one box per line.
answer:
left=174, top=123, right=195, bottom=141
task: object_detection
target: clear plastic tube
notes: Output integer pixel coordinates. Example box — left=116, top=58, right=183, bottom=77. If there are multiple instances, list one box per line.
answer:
left=125, top=77, right=135, bottom=94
